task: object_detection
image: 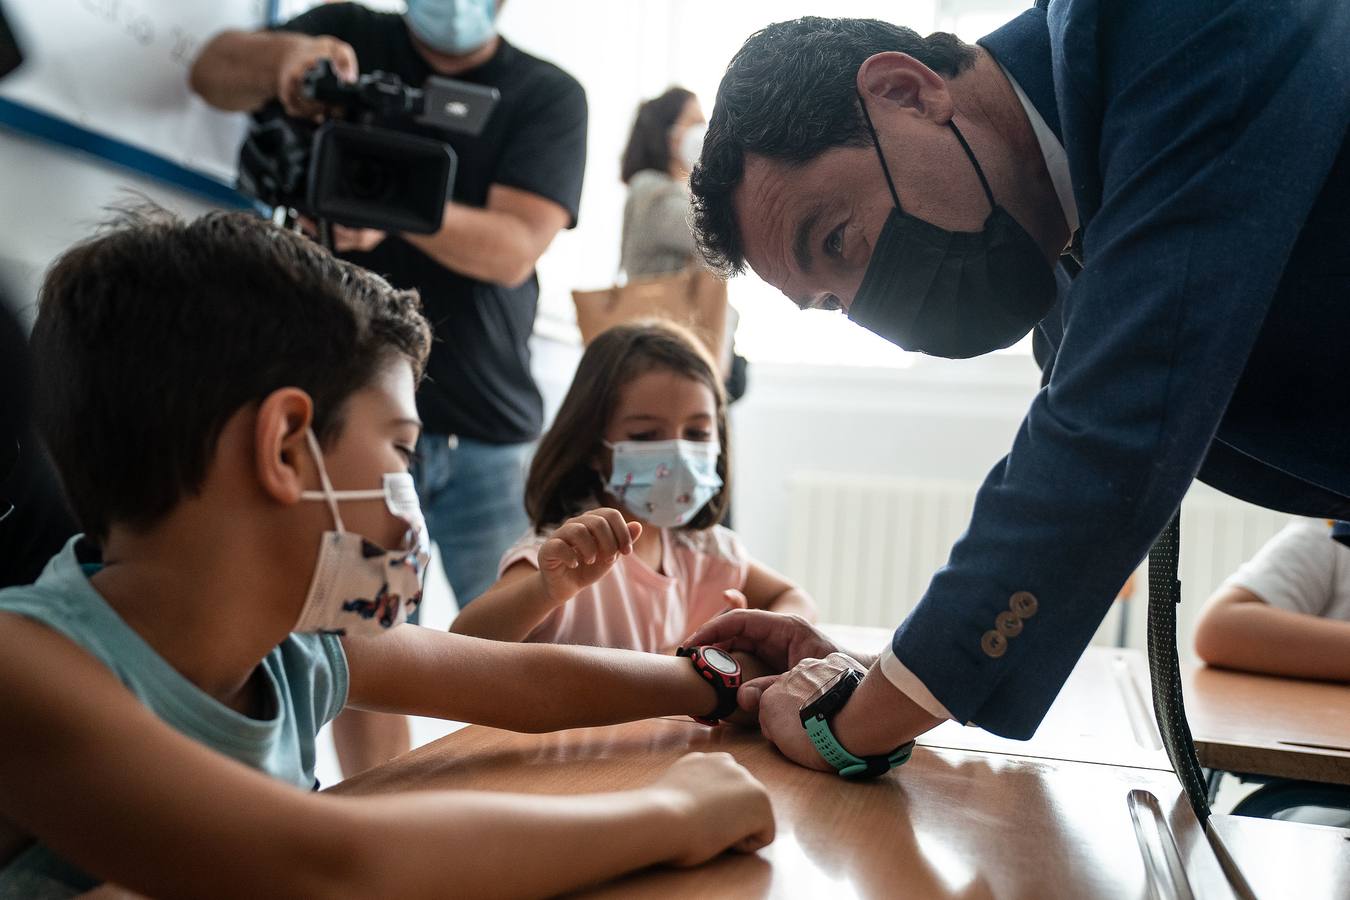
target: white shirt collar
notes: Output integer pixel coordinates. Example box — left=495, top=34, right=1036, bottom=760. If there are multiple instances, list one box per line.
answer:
left=994, top=59, right=1079, bottom=242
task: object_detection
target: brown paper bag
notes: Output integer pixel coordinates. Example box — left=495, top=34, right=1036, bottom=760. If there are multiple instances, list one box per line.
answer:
left=572, top=268, right=730, bottom=374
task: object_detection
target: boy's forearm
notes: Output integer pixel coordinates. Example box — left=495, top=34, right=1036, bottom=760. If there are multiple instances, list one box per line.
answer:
left=1197, top=602, right=1350, bottom=681
left=449, top=571, right=557, bottom=642
left=506, top=646, right=720, bottom=730
left=337, top=789, right=689, bottom=899
left=346, top=629, right=721, bottom=731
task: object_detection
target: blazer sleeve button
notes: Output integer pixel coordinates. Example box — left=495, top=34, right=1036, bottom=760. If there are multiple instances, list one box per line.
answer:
left=981, top=630, right=1008, bottom=658
left=1010, top=591, right=1039, bottom=618
left=995, top=610, right=1023, bottom=637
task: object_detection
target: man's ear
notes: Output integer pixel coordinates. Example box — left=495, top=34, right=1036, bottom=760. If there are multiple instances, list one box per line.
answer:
left=856, top=52, right=954, bottom=124
left=254, top=388, right=316, bottom=505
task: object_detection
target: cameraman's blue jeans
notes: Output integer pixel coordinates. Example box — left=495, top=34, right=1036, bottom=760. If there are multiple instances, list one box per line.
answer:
left=412, top=434, right=531, bottom=613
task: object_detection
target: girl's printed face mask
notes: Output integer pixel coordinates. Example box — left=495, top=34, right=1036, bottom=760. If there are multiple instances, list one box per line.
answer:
left=605, top=439, right=722, bottom=528
left=294, top=429, right=429, bottom=636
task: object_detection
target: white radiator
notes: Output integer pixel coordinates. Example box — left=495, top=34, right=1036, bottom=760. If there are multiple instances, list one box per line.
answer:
left=785, top=472, right=1293, bottom=660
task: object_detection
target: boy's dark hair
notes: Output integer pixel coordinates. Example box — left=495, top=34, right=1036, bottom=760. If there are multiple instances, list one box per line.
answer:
left=690, top=17, right=977, bottom=276
left=31, top=204, right=431, bottom=541
left=525, top=320, right=730, bottom=531
left=621, top=87, right=696, bottom=184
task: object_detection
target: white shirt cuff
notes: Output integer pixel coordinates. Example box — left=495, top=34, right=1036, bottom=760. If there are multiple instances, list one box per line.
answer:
left=878, top=646, right=955, bottom=721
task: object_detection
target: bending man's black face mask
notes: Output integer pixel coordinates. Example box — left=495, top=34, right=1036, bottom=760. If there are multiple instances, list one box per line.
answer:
left=846, top=95, right=1057, bottom=359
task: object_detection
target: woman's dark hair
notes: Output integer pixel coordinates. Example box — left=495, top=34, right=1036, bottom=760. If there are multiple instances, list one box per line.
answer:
left=31, top=203, right=431, bottom=541
left=526, top=320, right=730, bottom=531
left=691, top=17, right=977, bottom=276
left=620, top=87, right=697, bottom=184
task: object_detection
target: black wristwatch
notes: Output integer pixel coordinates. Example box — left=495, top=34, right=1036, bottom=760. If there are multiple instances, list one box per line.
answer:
left=799, top=668, right=915, bottom=779
left=676, top=645, right=742, bottom=725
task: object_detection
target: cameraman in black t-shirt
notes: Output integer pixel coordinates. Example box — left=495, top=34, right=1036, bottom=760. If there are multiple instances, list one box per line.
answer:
left=191, top=0, right=587, bottom=777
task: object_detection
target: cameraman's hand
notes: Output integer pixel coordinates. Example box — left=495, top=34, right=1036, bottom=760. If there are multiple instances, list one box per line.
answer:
left=331, top=225, right=386, bottom=254
left=278, top=35, right=358, bottom=120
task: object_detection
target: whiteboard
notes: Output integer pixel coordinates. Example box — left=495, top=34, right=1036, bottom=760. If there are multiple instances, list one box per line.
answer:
left=0, top=0, right=272, bottom=185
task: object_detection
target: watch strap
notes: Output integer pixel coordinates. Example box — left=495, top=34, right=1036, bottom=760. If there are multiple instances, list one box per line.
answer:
left=803, top=712, right=915, bottom=779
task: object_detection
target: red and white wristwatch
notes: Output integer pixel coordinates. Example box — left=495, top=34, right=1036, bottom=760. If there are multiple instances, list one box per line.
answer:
left=676, top=645, right=742, bottom=726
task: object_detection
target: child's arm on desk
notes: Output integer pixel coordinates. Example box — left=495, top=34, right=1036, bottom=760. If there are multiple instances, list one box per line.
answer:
left=344, top=626, right=765, bottom=731
left=451, top=509, right=641, bottom=642
left=0, top=614, right=772, bottom=900
left=1194, top=585, right=1350, bottom=681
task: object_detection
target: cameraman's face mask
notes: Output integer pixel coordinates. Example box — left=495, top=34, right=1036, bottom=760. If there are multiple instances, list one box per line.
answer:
left=406, top=0, right=496, bottom=56
left=846, top=93, right=1057, bottom=359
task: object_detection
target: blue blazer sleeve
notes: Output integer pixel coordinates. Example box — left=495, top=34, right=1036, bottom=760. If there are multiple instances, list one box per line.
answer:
left=892, top=0, right=1350, bottom=737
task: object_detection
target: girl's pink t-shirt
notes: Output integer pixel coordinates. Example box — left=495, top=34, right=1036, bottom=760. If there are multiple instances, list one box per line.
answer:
left=498, top=525, right=751, bottom=652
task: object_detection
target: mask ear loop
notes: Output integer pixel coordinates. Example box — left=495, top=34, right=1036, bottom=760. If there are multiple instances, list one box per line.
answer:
left=946, top=119, right=996, bottom=213
left=856, top=92, right=904, bottom=212
left=303, top=428, right=347, bottom=533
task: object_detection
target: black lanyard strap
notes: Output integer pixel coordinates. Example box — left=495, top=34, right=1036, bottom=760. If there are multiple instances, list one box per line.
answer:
left=1147, top=512, right=1212, bottom=820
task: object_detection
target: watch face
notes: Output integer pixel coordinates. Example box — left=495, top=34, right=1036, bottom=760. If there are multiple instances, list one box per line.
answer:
left=702, top=647, right=738, bottom=675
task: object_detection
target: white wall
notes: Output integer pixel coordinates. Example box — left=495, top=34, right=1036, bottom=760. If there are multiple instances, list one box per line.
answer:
left=0, top=129, right=220, bottom=320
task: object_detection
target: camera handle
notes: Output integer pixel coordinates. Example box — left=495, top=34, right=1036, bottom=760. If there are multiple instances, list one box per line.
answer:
left=316, top=218, right=334, bottom=252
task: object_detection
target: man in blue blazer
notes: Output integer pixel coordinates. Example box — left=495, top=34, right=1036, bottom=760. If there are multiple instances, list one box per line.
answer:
left=685, top=0, right=1350, bottom=772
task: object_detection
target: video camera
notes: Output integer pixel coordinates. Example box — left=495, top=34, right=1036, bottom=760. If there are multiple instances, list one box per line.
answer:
left=238, top=59, right=499, bottom=236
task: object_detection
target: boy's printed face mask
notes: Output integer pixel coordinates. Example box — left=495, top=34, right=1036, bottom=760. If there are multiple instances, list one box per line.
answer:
left=605, top=439, right=722, bottom=528
left=294, top=429, right=429, bottom=636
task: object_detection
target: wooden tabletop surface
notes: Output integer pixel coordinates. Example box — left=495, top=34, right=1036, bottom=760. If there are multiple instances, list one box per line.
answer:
left=1207, top=814, right=1350, bottom=900
left=1184, top=664, right=1350, bottom=784
left=336, top=717, right=1249, bottom=899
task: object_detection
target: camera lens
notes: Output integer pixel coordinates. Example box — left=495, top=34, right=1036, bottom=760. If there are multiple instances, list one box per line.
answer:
left=341, top=153, right=397, bottom=202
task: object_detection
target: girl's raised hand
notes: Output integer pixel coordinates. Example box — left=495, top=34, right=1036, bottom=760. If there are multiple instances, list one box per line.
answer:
left=537, top=508, right=643, bottom=604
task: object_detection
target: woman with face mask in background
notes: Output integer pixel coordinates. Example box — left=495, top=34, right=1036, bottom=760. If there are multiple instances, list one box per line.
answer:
left=618, top=88, right=749, bottom=408
left=451, top=320, right=815, bottom=651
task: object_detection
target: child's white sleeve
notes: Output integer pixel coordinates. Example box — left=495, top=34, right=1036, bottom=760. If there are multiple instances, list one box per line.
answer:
left=1223, top=520, right=1337, bottom=617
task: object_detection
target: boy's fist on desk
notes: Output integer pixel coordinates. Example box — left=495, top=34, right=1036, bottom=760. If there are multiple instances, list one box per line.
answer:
left=650, top=751, right=775, bottom=866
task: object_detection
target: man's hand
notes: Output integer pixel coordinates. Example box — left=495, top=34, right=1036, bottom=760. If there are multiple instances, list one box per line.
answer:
left=744, top=652, right=945, bottom=773
left=684, top=609, right=843, bottom=676
left=331, top=225, right=386, bottom=254
left=741, top=652, right=865, bottom=773
left=277, top=35, right=357, bottom=119
left=297, top=218, right=386, bottom=254
left=538, top=508, right=642, bottom=605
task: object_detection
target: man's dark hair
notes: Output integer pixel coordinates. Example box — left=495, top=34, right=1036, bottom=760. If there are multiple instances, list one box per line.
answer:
left=690, top=17, right=977, bottom=276
left=31, top=204, right=432, bottom=540
left=621, top=86, right=696, bottom=184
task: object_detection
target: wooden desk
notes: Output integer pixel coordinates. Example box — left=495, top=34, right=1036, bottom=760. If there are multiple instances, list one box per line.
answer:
left=336, top=718, right=1240, bottom=898
left=1207, top=814, right=1350, bottom=900
left=824, top=626, right=1171, bottom=771
left=1184, top=665, right=1350, bottom=784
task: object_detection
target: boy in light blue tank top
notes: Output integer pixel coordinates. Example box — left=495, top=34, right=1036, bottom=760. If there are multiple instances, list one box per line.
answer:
left=0, top=206, right=773, bottom=898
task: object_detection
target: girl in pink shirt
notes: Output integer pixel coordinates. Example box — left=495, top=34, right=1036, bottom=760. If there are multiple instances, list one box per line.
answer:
left=452, top=321, right=814, bottom=651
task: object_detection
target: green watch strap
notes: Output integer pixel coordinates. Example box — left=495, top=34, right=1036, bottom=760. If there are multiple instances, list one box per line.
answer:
left=803, top=713, right=914, bottom=779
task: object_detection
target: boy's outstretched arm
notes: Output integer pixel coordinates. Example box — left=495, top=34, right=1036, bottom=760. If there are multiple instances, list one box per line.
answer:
left=344, top=627, right=742, bottom=730
left=1193, top=586, right=1350, bottom=681
left=0, top=614, right=772, bottom=900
